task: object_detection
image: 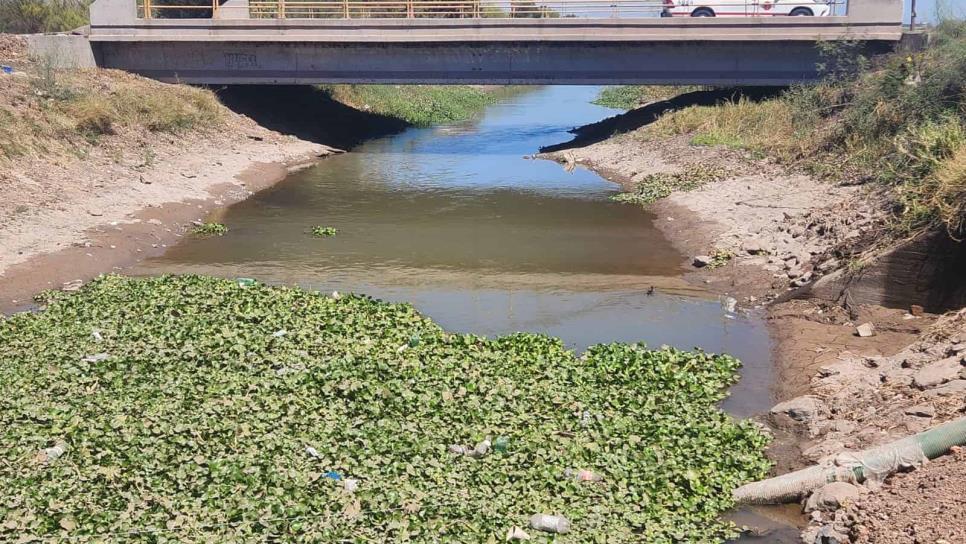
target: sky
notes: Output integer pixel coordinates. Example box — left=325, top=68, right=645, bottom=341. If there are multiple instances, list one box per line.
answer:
left=904, top=0, right=966, bottom=24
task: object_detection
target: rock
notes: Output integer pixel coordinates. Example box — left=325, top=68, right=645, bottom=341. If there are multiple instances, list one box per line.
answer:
left=770, top=395, right=827, bottom=426
left=951, top=342, right=966, bottom=354
left=805, top=482, right=861, bottom=512
left=925, top=379, right=966, bottom=397
left=802, top=440, right=846, bottom=462
left=903, top=404, right=935, bottom=418
left=692, top=255, right=711, bottom=268
left=740, top=239, right=766, bottom=255
left=912, top=356, right=964, bottom=389
left=855, top=323, right=875, bottom=337
left=910, top=304, right=925, bottom=316
left=802, top=523, right=848, bottom=544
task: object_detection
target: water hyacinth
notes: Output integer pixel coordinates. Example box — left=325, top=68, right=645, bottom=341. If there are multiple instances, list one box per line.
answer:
left=0, top=275, right=769, bottom=542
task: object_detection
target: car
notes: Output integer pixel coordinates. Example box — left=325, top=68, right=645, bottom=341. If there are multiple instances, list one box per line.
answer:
left=661, top=0, right=833, bottom=17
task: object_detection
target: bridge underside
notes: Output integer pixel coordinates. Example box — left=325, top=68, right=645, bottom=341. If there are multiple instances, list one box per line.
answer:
left=93, top=40, right=893, bottom=85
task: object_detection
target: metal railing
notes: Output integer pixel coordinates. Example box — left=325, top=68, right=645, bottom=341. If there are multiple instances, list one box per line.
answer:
left=137, top=0, right=847, bottom=20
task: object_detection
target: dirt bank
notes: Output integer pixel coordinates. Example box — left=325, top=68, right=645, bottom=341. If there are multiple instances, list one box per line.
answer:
left=540, top=100, right=963, bottom=543
left=0, top=35, right=339, bottom=311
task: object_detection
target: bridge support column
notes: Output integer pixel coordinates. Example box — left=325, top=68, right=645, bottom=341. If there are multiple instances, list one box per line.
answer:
left=216, top=0, right=251, bottom=19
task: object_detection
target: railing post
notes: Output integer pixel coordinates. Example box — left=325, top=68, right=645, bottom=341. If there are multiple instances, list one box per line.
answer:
left=279, top=0, right=285, bottom=18
left=407, top=0, right=413, bottom=18
left=144, top=0, right=152, bottom=19
left=343, top=0, right=348, bottom=18
left=212, top=0, right=218, bottom=18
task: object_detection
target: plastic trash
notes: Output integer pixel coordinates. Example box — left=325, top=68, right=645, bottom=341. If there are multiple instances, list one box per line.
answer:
left=331, top=291, right=341, bottom=300
left=305, top=446, right=320, bottom=458
left=1, top=66, right=13, bottom=75
left=236, top=278, right=256, bottom=287
left=82, top=353, right=109, bottom=363
left=563, top=468, right=603, bottom=482
left=449, top=439, right=491, bottom=458
left=493, top=436, right=510, bottom=453
left=39, top=440, right=68, bottom=464
left=408, top=334, right=421, bottom=348
left=343, top=478, right=359, bottom=493
left=506, top=526, right=531, bottom=540
left=529, top=514, right=571, bottom=534
left=271, top=330, right=287, bottom=338
left=323, top=471, right=342, bottom=481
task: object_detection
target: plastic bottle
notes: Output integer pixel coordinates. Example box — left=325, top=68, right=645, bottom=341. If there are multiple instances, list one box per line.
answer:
left=529, top=514, right=571, bottom=534
left=493, top=436, right=510, bottom=453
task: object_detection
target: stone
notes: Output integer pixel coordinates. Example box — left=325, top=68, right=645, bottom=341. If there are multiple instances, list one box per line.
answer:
left=925, top=379, right=966, bottom=397
left=770, top=395, right=827, bottom=426
left=855, top=323, right=875, bottom=337
left=910, top=304, right=925, bottom=316
left=951, top=342, right=966, bottom=354
left=912, top=356, right=964, bottom=389
left=692, top=255, right=711, bottom=268
left=740, top=239, right=766, bottom=255
left=805, top=482, right=861, bottom=512
left=903, top=404, right=935, bottom=418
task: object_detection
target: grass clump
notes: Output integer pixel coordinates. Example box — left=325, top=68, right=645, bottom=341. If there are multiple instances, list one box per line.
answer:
left=706, top=249, right=735, bottom=270
left=0, top=63, right=225, bottom=161
left=311, top=225, right=338, bottom=237
left=594, top=86, right=705, bottom=110
left=0, top=274, right=769, bottom=542
left=192, top=222, right=228, bottom=236
left=612, top=164, right=731, bottom=205
left=320, top=85, right=501, bottom=126
left=634, top=21, right=966, bottom=239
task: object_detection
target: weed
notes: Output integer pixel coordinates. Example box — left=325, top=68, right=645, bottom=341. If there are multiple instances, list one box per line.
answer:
left=612, top=164, right=731, bottom=205
left=320, top=85, right=501, bottom=126
left=707, top=249, right=735, bottom=270
left=1, top=275, right=770, bottom=542
left=311, top=225, right=338, bottom=237
left=192, top=222, right=228, bottom=236
left=593, top=85, right=705, bottom=110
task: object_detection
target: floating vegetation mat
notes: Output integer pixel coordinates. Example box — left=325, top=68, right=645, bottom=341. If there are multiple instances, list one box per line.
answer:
left=0, top=275, right=769, bottom=542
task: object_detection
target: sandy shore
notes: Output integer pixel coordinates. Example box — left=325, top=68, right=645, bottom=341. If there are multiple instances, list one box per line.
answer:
left=0, top=125, right=333, bottom=312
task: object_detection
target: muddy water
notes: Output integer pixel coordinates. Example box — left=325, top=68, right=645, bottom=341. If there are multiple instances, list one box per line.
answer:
left=133, top=86, right=774, bottom=417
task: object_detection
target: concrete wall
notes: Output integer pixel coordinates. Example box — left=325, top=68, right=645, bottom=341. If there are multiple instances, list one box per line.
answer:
left=809, top=232, right=966, bottom=313
left=25, top=34, right=99, bottom=69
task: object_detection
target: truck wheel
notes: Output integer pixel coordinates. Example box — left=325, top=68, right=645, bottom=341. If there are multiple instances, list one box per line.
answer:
left=789, top=7, right=813, bottom=15
left=691, top=7, right=715, bottom=16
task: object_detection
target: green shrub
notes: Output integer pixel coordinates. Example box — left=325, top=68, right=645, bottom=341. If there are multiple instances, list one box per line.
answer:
left=0, top=0, right=90, bottom=33
left=0, top=275, right=770, bottom=542
left=320, top=85, right=500, bottom=126
left=594, top=86, right=705, bottom=110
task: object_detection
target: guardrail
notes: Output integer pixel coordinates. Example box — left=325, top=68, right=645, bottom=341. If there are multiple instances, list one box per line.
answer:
left=136, top=0, right=848, bottom=20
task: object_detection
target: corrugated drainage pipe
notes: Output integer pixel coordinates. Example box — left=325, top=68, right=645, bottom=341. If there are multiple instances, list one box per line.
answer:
left=734, top=416, right=966, bottom=505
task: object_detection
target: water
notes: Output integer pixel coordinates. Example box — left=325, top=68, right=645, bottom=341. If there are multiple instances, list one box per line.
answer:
left=133, top=85, right=774, bottom=417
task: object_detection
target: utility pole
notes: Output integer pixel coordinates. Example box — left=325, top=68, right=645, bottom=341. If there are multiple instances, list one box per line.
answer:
left=910, top=0, right=917, bottom=31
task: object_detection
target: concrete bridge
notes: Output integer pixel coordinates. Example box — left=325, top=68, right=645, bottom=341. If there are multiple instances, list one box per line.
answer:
left=33, top=0, right=906, bottom=85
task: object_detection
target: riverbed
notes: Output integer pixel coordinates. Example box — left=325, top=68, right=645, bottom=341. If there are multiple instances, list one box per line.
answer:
left=134, top=85, right=777, bottom=420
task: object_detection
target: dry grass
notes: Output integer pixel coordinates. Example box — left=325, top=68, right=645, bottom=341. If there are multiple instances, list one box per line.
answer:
left=628, top=20, right=966, bottom=239
left=0, top=45, right=225, bottom=162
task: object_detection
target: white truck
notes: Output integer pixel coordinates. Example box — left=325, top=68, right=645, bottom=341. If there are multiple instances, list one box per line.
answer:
left=662, top=0, right=834, bottom=17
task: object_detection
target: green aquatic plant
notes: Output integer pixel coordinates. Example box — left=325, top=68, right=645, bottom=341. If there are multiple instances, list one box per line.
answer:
left=311, top=226, right=338, bottom=237
left=0, top=275, right=769, bottom=542
left=707, top=249, right=735, bottom=270
left=612, top=164, right=731, bottom=206
left=192, top=222, right=228, bottom=236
